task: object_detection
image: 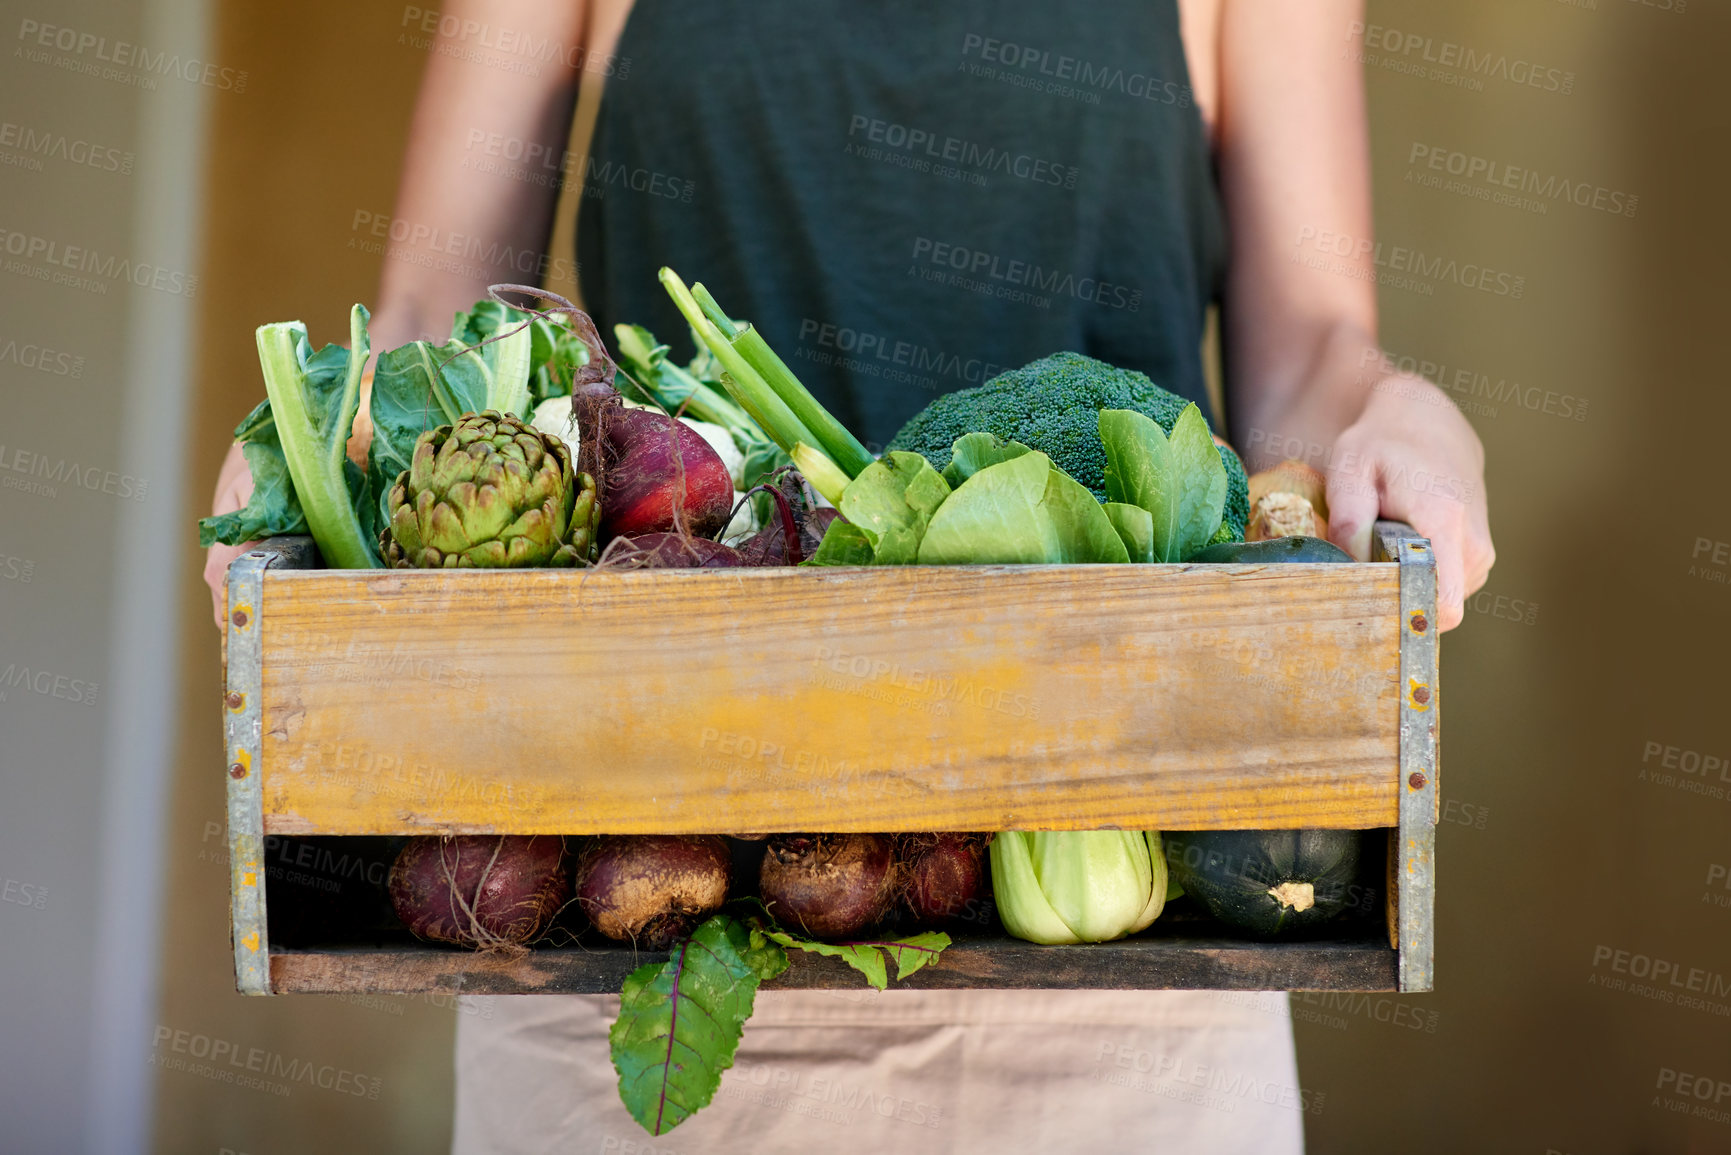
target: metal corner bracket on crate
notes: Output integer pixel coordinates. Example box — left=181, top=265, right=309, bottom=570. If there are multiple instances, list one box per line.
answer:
left=1373, top=520, right=1438, bottom=993
left=224, top=537, right=317, bottom=995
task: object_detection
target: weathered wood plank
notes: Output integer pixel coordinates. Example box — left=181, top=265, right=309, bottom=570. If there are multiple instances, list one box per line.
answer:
left=259, top=564, right=1400, bottom=835
left=269, top=934, right=1399, bottom=994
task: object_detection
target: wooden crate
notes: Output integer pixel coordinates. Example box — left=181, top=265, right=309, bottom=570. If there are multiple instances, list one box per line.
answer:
left=224, top=523, right=1438, bottom=995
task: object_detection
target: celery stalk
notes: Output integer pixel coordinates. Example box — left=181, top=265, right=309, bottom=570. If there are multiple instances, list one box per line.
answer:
left=255, top=306, right=382, bottom=569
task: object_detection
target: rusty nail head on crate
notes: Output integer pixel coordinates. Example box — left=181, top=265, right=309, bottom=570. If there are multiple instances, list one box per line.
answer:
left=1409, top=612, right=1428, bottom=634
left=231, top=608, right=249, bottom=628
left=224, top=691, right=244, bottom=710
left=229, top=763, right=247, bottom=780
left=1408, top=772, right=1427, bottom=790
left=1412, top=685, right=1432, bottom=705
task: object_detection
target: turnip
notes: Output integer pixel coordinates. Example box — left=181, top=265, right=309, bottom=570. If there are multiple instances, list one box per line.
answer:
left=759, top=833, right=899, bottom=940
left=387, top=835, right=568, bottom=950
left=574, top=835, right=732, bottom=950
left=898, top=833, right=992, bottom=928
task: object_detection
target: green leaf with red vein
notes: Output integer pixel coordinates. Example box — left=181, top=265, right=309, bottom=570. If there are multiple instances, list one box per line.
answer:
left=609, top=915, right=787, bottom=1136
left=755, top=925, right=952, bottom=990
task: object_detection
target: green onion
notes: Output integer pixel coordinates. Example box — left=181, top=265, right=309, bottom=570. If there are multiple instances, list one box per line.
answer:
left=723, top=318, right=874, bottom=478
left=662, top=269, right=875, bottom=479
left=660, top=268, right=821, bottom=456
left=789, top=443, right=851, bottom=507
left=691, top=283, right=740, bottom=338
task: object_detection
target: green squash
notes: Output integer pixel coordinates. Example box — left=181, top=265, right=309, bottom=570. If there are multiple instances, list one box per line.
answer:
left=1163, top=829, right=1363, bottom=937
left=1188, top=535, right=1354, bottom=564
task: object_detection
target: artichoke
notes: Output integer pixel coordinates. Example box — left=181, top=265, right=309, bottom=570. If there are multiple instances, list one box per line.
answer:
left=382, top=410, right=599, bottom=568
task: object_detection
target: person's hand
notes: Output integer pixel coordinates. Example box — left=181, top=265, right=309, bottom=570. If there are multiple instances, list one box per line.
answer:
left=202, top=377, right=375, bottom=631
left=203, top=441, right=256, bottom=631
left=1323, top=378, right=1494, bottom=631
left=201, top=439, right=254, bottom=626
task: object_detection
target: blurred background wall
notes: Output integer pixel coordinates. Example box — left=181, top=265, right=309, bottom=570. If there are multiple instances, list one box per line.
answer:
left=1, top=0, right=208, bottom=1149
left=3, top=0, right=1728, bottom=1152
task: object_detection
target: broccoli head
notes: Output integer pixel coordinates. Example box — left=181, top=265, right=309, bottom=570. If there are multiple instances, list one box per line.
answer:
left=888, top=351, right=1249, bottom=538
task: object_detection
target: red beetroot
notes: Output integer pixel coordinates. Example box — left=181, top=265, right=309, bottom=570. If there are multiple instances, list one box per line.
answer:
left=597, top=408, right=734, bottom=541
left=575, top=835, right=731, bottom=950
left=388, top=835, right=568, bottom=949
left=759, top=833, right=900, bottom=940
left=550, top=312, right=734, bottom=544
left=899, top=833, right=992, bottom=928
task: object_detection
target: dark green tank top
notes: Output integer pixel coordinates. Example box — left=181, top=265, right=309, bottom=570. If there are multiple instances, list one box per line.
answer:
left=578, top=0, right=1225, bottom=449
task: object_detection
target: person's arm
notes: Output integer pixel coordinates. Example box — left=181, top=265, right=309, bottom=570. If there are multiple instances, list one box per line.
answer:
left=203, top=0, right=587, bottom=627
left=1214, top=0, right=1494, bottom=629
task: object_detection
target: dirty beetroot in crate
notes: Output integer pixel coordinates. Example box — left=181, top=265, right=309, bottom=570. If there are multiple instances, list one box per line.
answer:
left=260, top=830, right=1396, bottom=992
left=225, top=522, right=1437, bottom=996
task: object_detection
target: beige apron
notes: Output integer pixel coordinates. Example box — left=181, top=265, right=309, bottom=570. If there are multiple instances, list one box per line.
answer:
left=452, top=990, right=1305, bottom=1153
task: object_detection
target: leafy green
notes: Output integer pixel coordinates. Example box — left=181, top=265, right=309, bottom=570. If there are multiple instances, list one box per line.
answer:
left=202, top=309, right=382, bottom=568
left=451, top=300, right=584, bottom=407
left=755, top=925, right=951, bottom=990
left=366, top=320, right=534, bottom=533
left=1098, top=405, right=1227, bottom=562
left=803, top=520, right=876, bottom=566
left=940, top=432, right=1032, bottom=488
left=200, top=297, right=577, bottom=566
left=1044, top=468, right=1135, bottom=564
left=917, top=450, right=1129, bottom=565
left=837, top=452, right=951, bottom=564
left=197, top=400, right=309, bottom=547
left=609, top=915, right=787, bottom=1136
left=1103, top=502, right=1155, bottom=563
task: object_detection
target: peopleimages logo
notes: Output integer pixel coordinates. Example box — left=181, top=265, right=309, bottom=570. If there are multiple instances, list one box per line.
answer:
left=910, top=237, right=1141, bottom=312
left=349, top=209, right=575, bottom=284
left=151, top=1025, right=382, bottom=1099
left=1346, top=21, right=1575, bottom=95
left=1294, top=227, right=1525, bottom=299
left=398, top=6, right=629, bottom=79
left=960, top=33, right=1191, bottom=107
left=795, top=319, right=1009, bottom=393
left=15, top=18, right=249, bottom=92
left=0, top=334, right=84, bottom=378
left=0, top=442, right=148, bottom=502
left=1407, top=143, right=1637, bottom=218
left=1362, top=349, right=1589, bottom=423
left=0, top=227, right=198, bottom=298
left=0, top=120, right=134, bottom=175
left=844, top=115, right=1079, bottom=190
